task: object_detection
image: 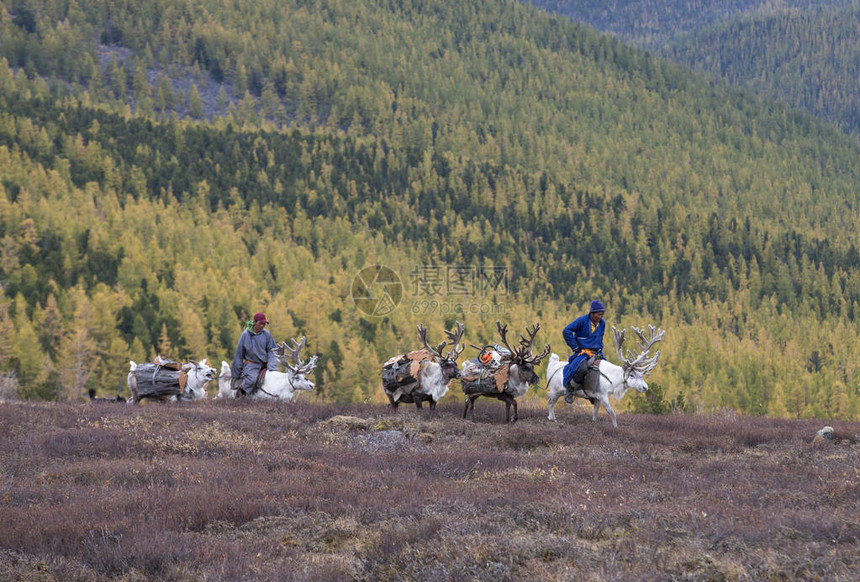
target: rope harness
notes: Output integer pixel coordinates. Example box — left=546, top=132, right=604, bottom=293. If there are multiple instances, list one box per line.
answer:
left=466, top=366, right=497, bottom=389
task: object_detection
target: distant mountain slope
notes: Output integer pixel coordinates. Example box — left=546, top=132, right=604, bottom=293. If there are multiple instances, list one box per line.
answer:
left=526, top=1, right=860, bottom=136
left=525, top=0, right=850, bottom=47
left=1, top=0, right=860, bottom=418
left=665, top=4, right=860, bottom=136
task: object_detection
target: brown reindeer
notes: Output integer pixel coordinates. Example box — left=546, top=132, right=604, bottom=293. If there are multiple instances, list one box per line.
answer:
left=461, top=322, right=550, bottom=423
left=382, top=322, right=466, bottom=411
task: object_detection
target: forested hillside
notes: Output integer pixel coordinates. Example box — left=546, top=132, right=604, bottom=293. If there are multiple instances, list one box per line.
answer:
left=1, top=0, right=860, bottom=419
left=524, top=0, right=849, bottom=47
left=665, top=3, right=860, bottom=136
left=526, top=0, right=860, bottom=136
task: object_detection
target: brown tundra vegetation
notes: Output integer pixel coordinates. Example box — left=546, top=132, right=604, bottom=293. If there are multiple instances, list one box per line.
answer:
left=0, top=397, right=857, bottom=581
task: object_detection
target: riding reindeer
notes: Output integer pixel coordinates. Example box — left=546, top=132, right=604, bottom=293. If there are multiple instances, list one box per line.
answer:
left=218, top=337, right=318, bottom=401
left=461, top=322, right=550, bottom=423
left=546, top=325, right=665, bottom=427
left=382, top=321, right=465, bottom=411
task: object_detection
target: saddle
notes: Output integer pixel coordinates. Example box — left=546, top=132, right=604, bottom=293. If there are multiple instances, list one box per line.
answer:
left=231, top=368, right=268, bottom=394
left=566, top=357, right=601, bottom=404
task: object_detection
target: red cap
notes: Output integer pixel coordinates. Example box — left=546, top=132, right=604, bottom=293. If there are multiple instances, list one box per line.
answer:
left=253, top=312, right=269, bottom=324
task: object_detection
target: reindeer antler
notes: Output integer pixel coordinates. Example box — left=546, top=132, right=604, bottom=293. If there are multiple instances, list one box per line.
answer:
left=276, top=336, right=319, bottom=375
left=282, top=336, right=307, bottom=363
left=417, top=323, right=447, bottom=360
left=613, top=325, right=665, bottom=375
left=497, top=322, right=549, bottom=365
left=613, top=326, right=629, bottom=363
left=496, top=321, right=514, bottom=355
left=632, top=325, right=665, bottom=355
left=443, top=321, right=466, bottom=361
left=517, top=323, right=548, bottom=363
left=519, top=323, right=539, bottom=350
left=528, top=344, right=551, bottom=365
left=418, top=322, right=466, bottom=362
left=294, top=354, right=319, bottom=376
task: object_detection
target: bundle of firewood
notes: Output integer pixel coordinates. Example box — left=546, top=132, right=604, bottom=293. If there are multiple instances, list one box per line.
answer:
left=132, top=358, right=187, bottom=400
left=381, top=349, right=432, bottom=395
left=459, top=357, right=511, bottom=394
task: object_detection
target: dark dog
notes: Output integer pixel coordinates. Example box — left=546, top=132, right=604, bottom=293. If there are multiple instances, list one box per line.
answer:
left=88, top=388, right=124, bottom=402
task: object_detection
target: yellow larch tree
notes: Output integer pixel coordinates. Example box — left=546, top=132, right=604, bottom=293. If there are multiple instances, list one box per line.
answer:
left=55, top=287, right=98, bottom=400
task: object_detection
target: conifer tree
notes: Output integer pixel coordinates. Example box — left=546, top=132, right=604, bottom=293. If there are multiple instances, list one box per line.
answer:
left=157, top=323, right=174, bottom=359
left=0, top=296, right=13, bottom=370
left=11, top=294, right=46, bottom=392
left=188, top=83, right=204, bottom=119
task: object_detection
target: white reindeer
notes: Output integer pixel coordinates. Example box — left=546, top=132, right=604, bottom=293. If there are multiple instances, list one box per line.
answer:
left=127, top=358, right=217, bottom=403
left=546, top=325, right=665, bottom=427
left=215, top=360, right=234, bottom=399
left=382, top=322, right=465, bottom=411
left=220, top=337, right=318, bottom=401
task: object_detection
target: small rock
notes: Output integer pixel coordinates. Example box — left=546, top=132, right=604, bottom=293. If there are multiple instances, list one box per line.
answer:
left=356, top=429, right=409, bottom=452
left=812, top=425, right=834, bottom=446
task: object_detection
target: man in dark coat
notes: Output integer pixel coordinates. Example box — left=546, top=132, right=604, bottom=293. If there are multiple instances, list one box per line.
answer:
left=231, top=312, right=278, bottom=396
left=562, top=300, right=606, bottom=402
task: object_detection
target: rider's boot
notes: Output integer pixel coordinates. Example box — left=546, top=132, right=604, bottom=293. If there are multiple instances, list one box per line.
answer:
left=565, top=382, right=576, bottom=403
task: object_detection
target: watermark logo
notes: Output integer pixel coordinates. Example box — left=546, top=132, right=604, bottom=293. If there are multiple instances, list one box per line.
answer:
left=410, top=265, right=507, bottom=297
left=352, top=264, right=507, bottom=317
left=409, top=265, right=507, bottom=315
left=351, top=265, right=403, bottom=317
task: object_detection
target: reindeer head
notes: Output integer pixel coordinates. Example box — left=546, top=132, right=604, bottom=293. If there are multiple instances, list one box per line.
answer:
left=417, top=321, right=466, bottom=380
left=181, top=359, right=217, bottom=400
left=496, top=321, right=550, bottom=386
left=274, top=336, right=319, bottom=392
left=612, top=325, right=665, bottom=392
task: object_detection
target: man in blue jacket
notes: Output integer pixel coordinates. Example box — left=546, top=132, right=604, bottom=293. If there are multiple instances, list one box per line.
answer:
left=231, top=312, right=278, bottom=396
left=561, top=300, right=606, bottom=403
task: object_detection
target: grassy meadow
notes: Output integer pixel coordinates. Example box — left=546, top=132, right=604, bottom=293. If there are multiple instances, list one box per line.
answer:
left=0, top=394, right=857, bottom=581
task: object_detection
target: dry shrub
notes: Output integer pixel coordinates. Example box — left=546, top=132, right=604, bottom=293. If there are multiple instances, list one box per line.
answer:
left=0, top=400, right=857, bottom=580
left=0, top=372, right=19, bottom=400
left=498, top=425, right=555, bottom=450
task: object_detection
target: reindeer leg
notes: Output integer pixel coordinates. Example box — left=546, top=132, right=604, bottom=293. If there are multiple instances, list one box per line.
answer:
left=509, top=396, right=518, bottom=423
left=464, top=395, right=478, bottom=420
left=129, top=380, right=139, bottom=405
left=592, top=400, right=600, bottom=421
left=600, top=397, right=618, bottom=428
left=386, top=393, right=399, bottom=409
left=548, top=390, right=563, bottom=422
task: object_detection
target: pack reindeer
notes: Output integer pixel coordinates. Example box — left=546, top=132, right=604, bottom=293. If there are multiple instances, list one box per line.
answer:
left=218, top=336, right=318, bottom=401
left=127, top=357, right=217, bottom=404
left=546, top=325, right=665, bottom=427
left=382, top=322, right=465, bottom=411
left=461, top=322, right=550, bottom=423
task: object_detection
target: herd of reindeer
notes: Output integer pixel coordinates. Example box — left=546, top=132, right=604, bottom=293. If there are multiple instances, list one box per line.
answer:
left=116, top=321, right=665, bottom=427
